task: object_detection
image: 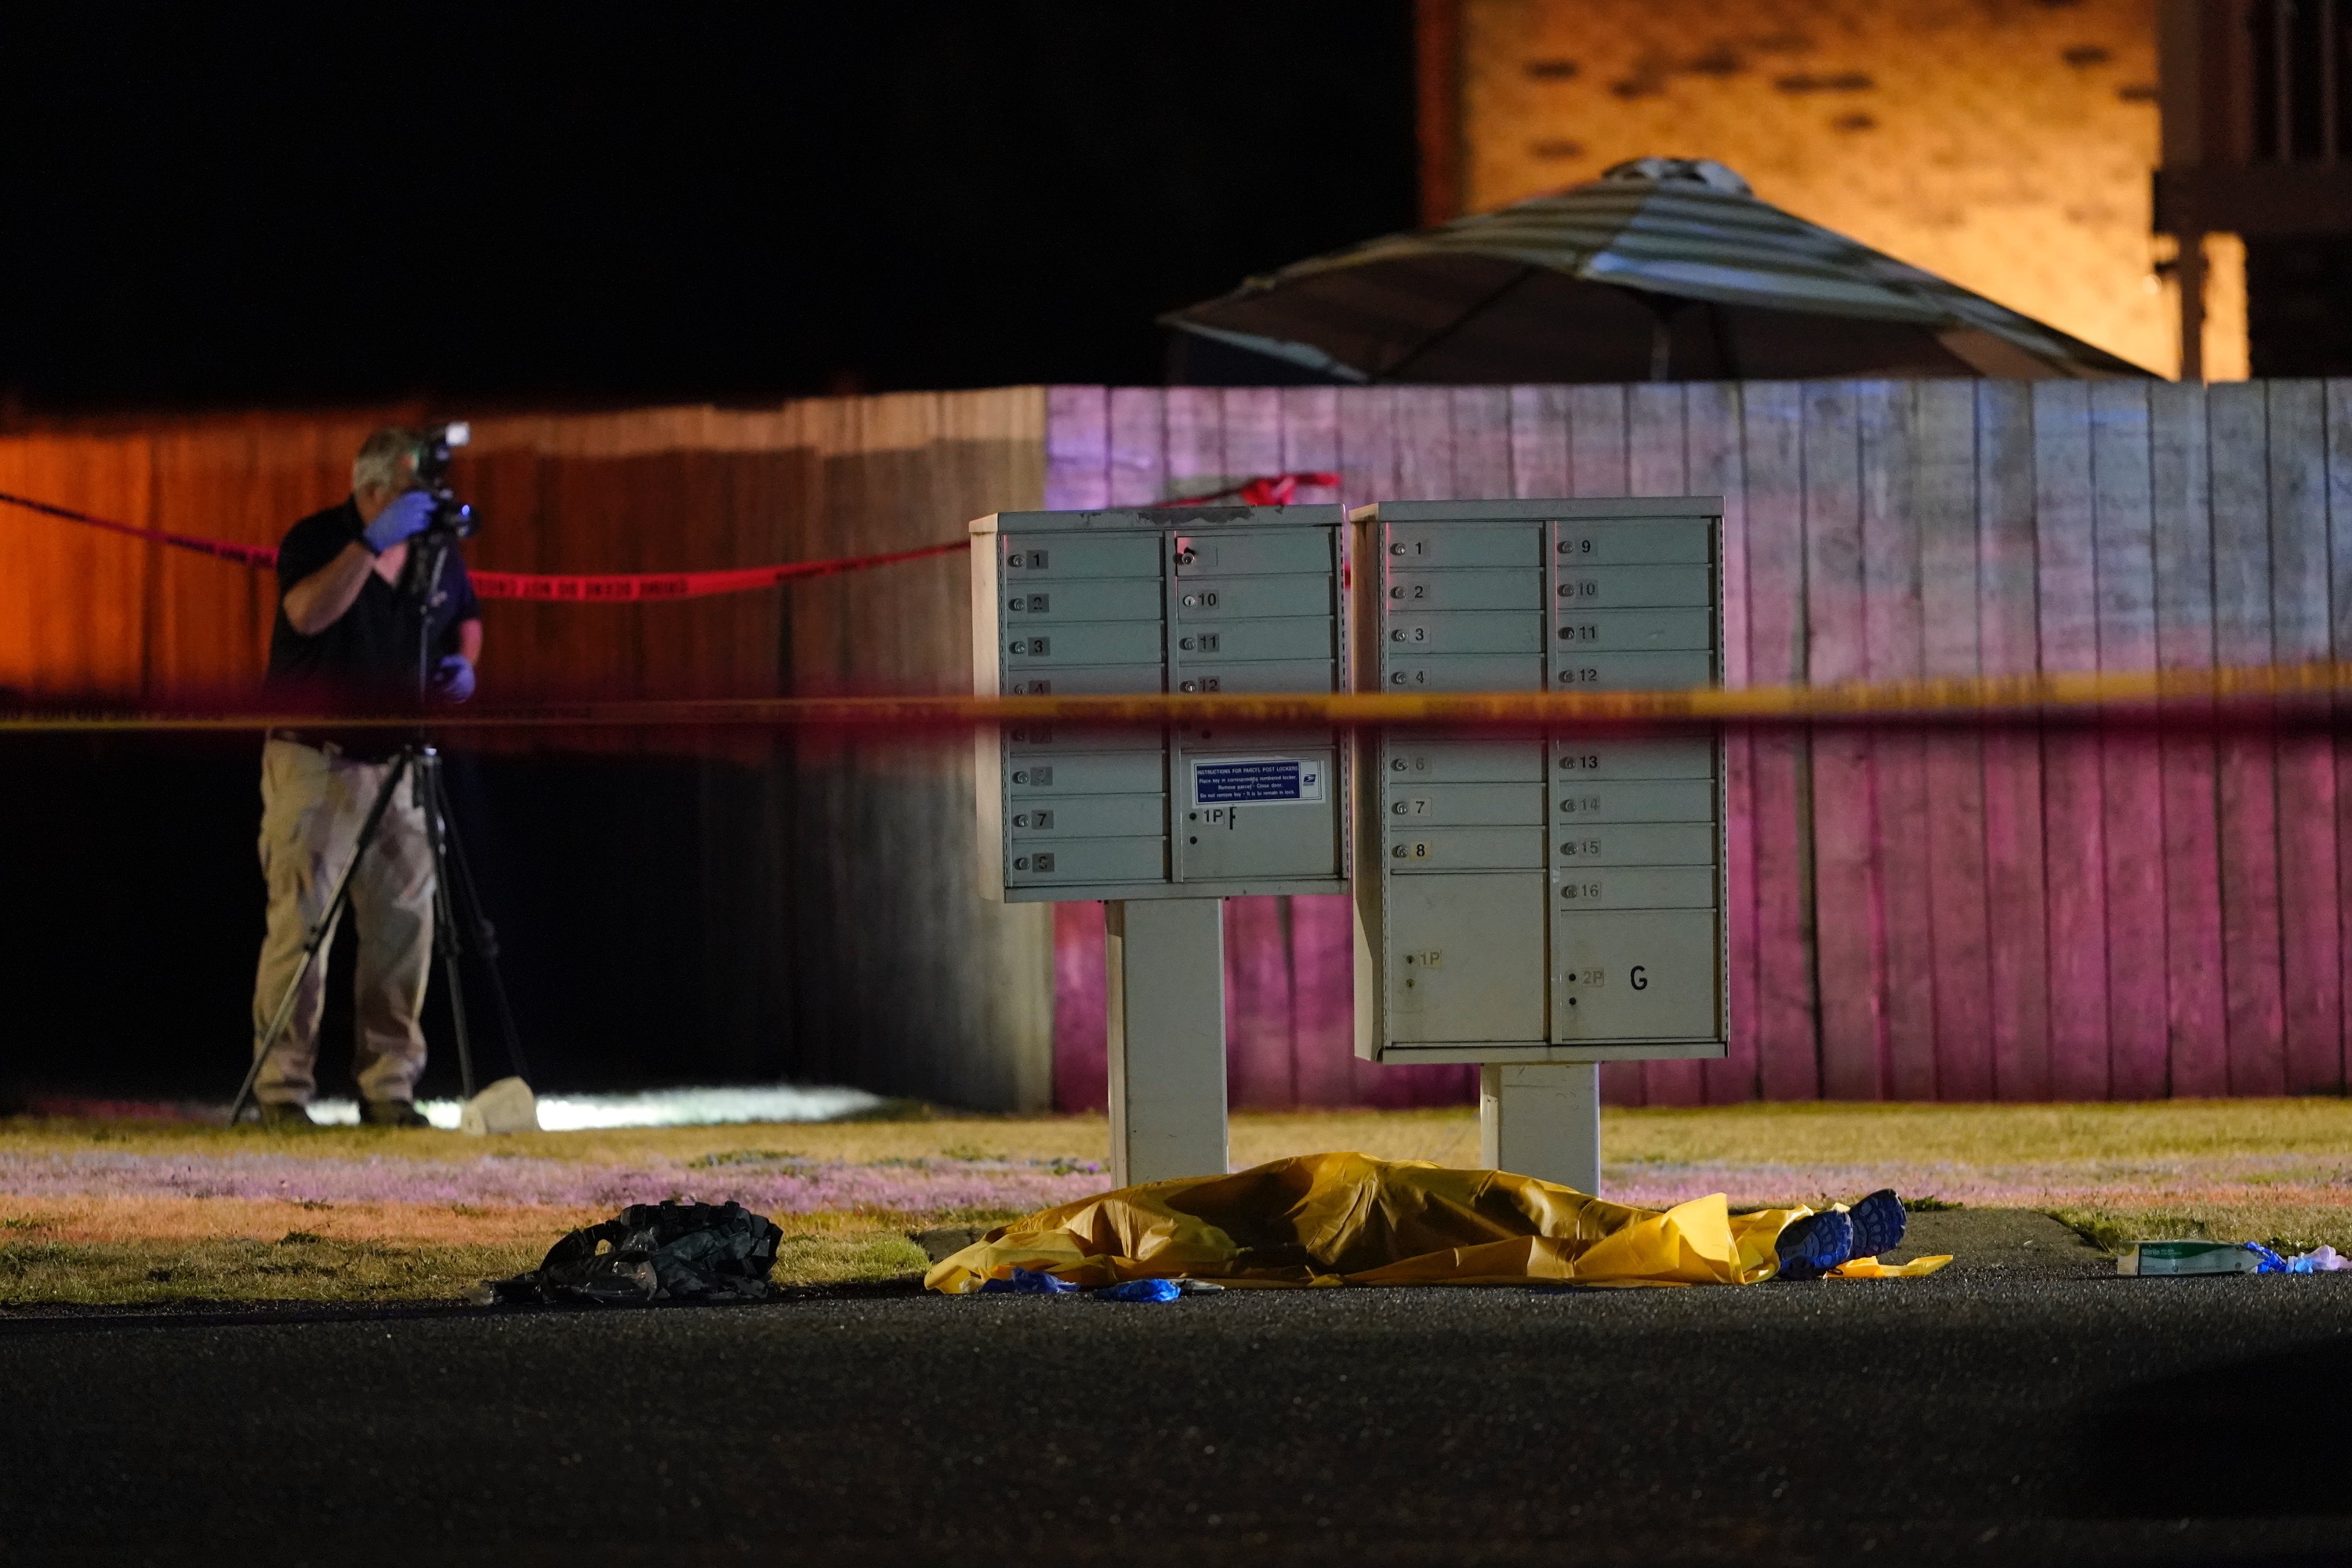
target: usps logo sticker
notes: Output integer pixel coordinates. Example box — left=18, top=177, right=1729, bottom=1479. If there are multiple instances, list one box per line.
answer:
left=1190, top=757, right=1325, bottom=806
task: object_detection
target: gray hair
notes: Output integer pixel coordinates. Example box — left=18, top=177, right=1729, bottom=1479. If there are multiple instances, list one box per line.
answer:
left=351, top=427, right=423, bottom=495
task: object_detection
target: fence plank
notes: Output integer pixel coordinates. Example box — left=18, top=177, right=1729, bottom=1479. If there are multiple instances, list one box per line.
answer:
left=1625, top=384, right=1704, bottom=1105
left=2150, top=382, right=2227, bottom=1097
left=1743, top=382, right=1822, bottom=1099
left=1290, top=894, right=1367, bottom=1105
left=1567, top=384, right=1629, bottom=496
left=2208, top=381, right=2288, bottom=1094
left=2330, top=379, right=2352, bottom=1097
left=1044, top=387, right=1109, bottom=510
left=1334, top=386, right=1399, bottom=508
left=1913, top=381, right=1993, bottom=1098
left=1452, top=387, right=1512, bottom=495
left=1281, top=387, right=1343, bottom=507
left=1163, top=387, right=1225, bottom=499
left=1107, top=387, right=1167, bottom=506
left=1859, top=381, right=1937, bottom=1099
left=2034, top=381, right=2111, bottom=1101
left=1279, top=385, right=1359, bottom=1106
left=1396, top=387, right=1457, bottom=500
left=1508, top=386, right=1570, bottom=496
left=2090, top=380, right=2170, bottom=1098
left=1977, top=380, right=2053, bottom=1099
left=2266, top=379, right=2343, bottom=1093
left=1221, top=387, right=1284, bottom=493
left=1804, top=382, right=1885, bottom=1099
left=1218, top=387, right=1298, bottom=1105
left=1691, top=381, right=1761, bottom=1102
left=1564, top=383, right=1645, bottom=1104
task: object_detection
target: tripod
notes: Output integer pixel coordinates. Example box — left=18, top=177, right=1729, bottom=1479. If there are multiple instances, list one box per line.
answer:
left=227, top=520, right=526, bottom=1125
left=227, top=742, right=528, bottom=1124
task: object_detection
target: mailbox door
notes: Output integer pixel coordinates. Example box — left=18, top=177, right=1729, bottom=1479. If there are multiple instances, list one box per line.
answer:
left=1554, top=910, right=1722, bottom=1040
left=1385, top=873, right=1547, bottom=1044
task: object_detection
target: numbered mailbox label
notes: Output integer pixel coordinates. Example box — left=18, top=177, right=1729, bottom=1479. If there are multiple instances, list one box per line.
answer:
left=1386, top=741, right=1544, bottom=782
left=1385, top=782, right=1545, bottom=826
left=1005, top=621, right=1161, bottom=665
left=1550, top=652, right=1715, bottom=690
left=1388, top=569, right=1543, bottom=612
left=1172, top=616, right=1334, bottom=662
left=1385, top=525, right=1541, bottom=570
left=1388, top=827, right=1545, bottom=871
left=1009, top=753, right=1166, bottom=795
left=1002, top=535, right=1161, bottom=579
left=1385, top=654, right=1547, bottom=693
left=1551, top=739, right=1716, bottom=780
left=1007, top=579, right=1160, bottom=621
left=1548, top=521, right=1712, bottom=566
left=1552, top=823, right=1718, bottom=866
left=1552, top=867, right=1718, bottom=909
left=1552, top=780, right=1715, bottom=822
left=1388, top=612, right=1544, bottom=655
left=1190, top=756, right=1326, bottom=806
left=1174, top=576, right=1334, bottom=619
left=1553, top=564, right=1714, bottom=608
left=1549, top=608, right=1715, bottom=652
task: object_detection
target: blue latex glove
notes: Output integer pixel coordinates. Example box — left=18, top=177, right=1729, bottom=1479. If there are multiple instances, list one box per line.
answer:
left=430, top=653, right=476, bottom=702
left=1093, top=1278, right=1181, bottom=1303
left=978, top=1267, right=1079, bottom=1295
left=361, top=490, right=435, bottom=554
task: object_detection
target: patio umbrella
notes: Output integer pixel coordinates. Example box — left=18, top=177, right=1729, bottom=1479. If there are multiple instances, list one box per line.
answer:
left=1163, top=158, right=2153, bottom=384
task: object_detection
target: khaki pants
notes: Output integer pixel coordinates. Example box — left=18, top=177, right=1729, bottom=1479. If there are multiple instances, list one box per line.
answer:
left=250, top=738, right=435, bottom=1105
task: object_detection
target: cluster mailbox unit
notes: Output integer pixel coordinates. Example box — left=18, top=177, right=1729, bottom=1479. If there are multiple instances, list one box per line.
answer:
left=1348, top=499, right=1729, bottom=1192
left=972, top=496, right=1726, bottom=1195
left=971, top=505, right=1348, bottom=1185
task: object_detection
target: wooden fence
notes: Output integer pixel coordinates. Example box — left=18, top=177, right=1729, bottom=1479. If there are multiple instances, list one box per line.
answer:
left=1040, top=380, right=2352, bottom=1106
left=9, top=380, right=2348, bottom=1109
left=0, top=393, right=1057, bottom=1109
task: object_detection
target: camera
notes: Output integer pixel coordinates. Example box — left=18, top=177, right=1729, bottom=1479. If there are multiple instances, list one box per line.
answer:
left=415, top=421, right=481, bottom=538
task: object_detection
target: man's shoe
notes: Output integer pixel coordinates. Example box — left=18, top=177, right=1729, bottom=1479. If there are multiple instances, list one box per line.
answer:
left=1773, top=1208, right=1854, bottom=1281
left=256, top=1101, right=316, bottom=1130
left=361, top=1099, right=430, bottom=1129
left=1848, top=1189, right=1907, bottom=1259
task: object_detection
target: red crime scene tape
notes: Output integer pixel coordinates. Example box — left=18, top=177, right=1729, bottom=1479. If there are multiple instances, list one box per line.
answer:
left=1, top=473, right=1342, bottom=603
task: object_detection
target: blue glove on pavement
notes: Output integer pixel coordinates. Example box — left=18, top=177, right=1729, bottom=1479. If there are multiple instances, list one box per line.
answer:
left=361, top=490, right=436, bottom=554
left=430, top=653, right=476, bottom=702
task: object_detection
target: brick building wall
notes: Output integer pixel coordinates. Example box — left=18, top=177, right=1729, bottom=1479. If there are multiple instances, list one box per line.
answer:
left=1451, top=0, right=2245, bottom=379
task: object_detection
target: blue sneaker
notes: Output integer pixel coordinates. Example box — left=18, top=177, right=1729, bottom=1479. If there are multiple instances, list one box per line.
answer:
left=1774, top=1209, right=1855, bottom=1281
left=1849, top=1189, right=1907, bottom=1259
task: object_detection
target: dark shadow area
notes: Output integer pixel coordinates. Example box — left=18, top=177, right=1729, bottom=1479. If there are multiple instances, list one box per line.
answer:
left=2074, top=1331, right=2352, bottom=1517
left=0, top=738, right=812, bottom=1103
left=0, top=5, right=1415, bottom=415
left=2249, top=235, right=2352, bottom=378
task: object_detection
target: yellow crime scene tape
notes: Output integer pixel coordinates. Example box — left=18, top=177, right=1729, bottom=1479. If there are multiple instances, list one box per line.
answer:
left=0, top=661, right=2346, bottom=735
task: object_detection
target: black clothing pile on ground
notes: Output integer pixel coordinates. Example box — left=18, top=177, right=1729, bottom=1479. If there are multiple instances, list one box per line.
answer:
left=489, top=1200, right=785, bottom=1305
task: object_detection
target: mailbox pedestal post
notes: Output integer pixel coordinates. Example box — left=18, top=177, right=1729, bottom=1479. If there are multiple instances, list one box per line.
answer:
left=1105, top=898, right=1229, bottom=1187
left=1479, top=1063, right=1601, bottom=1195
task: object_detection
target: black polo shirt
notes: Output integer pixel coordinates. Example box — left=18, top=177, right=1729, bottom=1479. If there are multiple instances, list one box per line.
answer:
left=266, top=497, right=480, bottom=701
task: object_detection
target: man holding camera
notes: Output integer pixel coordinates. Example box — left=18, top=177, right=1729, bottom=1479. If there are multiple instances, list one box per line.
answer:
left=249, top=427, right=481, bottom=1128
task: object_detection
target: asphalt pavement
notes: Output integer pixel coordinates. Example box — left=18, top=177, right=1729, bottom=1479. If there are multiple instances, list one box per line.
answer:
left=4, top=1212, right=2349, bottom=1567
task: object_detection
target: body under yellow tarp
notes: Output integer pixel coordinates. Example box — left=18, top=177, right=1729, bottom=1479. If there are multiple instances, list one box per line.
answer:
left=925, top=1152, right=1950, bottom=1293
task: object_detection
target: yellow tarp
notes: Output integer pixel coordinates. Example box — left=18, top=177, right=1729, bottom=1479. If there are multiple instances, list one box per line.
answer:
left=925, top=1151, right=1951, bottom=1292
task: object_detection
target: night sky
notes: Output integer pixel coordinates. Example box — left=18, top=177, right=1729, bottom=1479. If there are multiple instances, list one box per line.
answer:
left=0, top=5, right=1417, bottom=415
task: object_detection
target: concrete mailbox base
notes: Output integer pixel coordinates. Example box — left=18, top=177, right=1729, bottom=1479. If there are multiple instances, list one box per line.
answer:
left=1105, top=898, right=1230, bottom=1188
left=1479, top=1062, right=1602, bottom=1195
